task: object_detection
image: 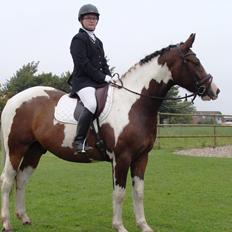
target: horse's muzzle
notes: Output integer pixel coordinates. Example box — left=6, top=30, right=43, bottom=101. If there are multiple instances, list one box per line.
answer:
left=202, top=82, right=220, bottom=101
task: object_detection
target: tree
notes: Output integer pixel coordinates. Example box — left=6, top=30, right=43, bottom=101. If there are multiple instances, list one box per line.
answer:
left=36, top=71, right=71, bottom=92
left=4, top=61, right=39, bottom=98
left=159, top=86, right=196, bottom=123
left=0, top=62, right=71, bottom=114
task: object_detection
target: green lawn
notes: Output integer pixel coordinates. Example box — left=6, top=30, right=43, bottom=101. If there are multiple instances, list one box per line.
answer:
left=2, top=149, right=232, bottom=232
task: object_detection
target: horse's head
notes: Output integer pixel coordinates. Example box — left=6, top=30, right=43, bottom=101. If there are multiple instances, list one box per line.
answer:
left=160, top=33, right=220, bottom=100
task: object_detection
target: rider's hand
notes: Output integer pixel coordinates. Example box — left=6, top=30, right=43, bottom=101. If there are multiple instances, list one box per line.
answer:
left=104, top=75, right=112, bottom=83
left=110, top=75, right=119, bottom=83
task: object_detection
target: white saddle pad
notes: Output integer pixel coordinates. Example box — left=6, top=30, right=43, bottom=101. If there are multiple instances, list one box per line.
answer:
left=54, top=87, right=113, bottom=125
left=54, top=95, right=78, bottom=124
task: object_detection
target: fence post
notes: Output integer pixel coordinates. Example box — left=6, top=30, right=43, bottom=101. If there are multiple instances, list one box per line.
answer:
left=213, top=114, right=216, bottom=148
left=157, top=112, right=160, bottom=149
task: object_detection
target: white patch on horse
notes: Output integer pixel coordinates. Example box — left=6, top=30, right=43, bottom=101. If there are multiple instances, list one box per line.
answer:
left=0, top=166, right=16, bottom=230
left=53, top=119, right=59, bottom=125
left=106, top=150, right=115, bottom=162
left=210, top=82, right=219, bottom=97
left=61, top=123, right=76, bottom=148
left=152, top=62, right=173, bottom=84
left=133, top=176, right=146, bottom=224
left=202, top=82, right=219, bottom=101
left=15, top=167, right=34, bottom=223
left=112, top=184, right=126, bottom=231
left=102, top=57, right=172, bottom=144
left=132, top=176, right=153, bottom=231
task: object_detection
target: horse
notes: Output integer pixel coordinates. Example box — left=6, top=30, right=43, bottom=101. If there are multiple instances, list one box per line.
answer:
left=0, top=34, right=220, bottom=232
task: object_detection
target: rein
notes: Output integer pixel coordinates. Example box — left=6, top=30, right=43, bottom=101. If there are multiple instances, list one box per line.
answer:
left=110, top=73, right=197, bottom=103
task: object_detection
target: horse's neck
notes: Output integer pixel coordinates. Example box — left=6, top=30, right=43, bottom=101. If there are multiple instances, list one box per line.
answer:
left=121, top=57, right=173, bottom=105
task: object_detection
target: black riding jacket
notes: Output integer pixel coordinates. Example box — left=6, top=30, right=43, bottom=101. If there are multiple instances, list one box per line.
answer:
left=69, top=28, right=111, bottom=94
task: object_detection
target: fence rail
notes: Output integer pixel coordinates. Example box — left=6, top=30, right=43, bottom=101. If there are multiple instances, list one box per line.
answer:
left=156, top=112, right=232, bottom=148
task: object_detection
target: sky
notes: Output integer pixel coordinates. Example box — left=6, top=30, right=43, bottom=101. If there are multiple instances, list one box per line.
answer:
left=0, top=0, right=231, bottom=114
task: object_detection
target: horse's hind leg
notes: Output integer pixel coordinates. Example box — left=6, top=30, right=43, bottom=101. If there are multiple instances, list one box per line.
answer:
left=1, top=151, right=24, bottom=232
left=130, top=154, right=153, bottom=232
left=15, top=169, right=32, bottom=225
left=15, top=142, right=45, bottom=225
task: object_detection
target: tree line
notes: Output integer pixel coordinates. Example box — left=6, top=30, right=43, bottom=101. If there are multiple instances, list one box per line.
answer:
left=0, top=62, right=70, bottom=113
left=0, top=61, right=196, bottom=123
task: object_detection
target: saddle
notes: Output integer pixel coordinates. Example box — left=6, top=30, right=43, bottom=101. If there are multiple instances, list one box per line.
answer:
left=55, top=85, right=111, bottom=159
left=73, top=85, right=109, bottom=120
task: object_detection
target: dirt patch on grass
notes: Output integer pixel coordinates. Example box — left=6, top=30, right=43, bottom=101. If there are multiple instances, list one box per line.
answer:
left=175, top=145, right=232, bottom=158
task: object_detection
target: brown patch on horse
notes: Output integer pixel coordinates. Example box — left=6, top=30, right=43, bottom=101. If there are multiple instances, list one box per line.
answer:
left=19, top=142, right=45, bottom=170
left=114, top=83, right=161, bottom=164
left=100, top=123, right=116, bottom=153
left=8, top=90, right=64, bottom=169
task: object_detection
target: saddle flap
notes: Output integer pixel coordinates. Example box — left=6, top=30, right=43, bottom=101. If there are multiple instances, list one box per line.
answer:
left=96, top=85, right=109, bottom=117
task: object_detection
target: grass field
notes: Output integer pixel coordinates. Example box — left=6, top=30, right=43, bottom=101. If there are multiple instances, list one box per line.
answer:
left=2, top=149, right=232, bottom=232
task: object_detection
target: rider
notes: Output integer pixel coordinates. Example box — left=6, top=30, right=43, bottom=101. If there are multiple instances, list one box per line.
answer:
left=69, top=4, right=113, bottom=154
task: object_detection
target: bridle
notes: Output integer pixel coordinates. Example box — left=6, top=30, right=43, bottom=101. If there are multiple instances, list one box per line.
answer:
left=179, top=47, right=213, bottom=97
left=111, top=46, right=213, bottom=103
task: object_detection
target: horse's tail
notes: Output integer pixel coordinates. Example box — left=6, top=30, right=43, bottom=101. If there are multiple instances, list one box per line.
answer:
left=0, top=123, right=6, bottom=168
left=0, top=116, right=6, bottom=188
left=0, top=101, right=8, bottom=170
left=0, top=105, right=15, bottom=193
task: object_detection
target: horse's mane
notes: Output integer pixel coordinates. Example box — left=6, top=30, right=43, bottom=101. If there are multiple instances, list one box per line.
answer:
left=139, top=44, right=177, bottom=64
left=121, top=44, right=177, bottom=78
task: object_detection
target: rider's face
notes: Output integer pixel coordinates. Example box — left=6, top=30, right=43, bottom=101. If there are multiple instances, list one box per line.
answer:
left=81, top=14, right=98, bottom=31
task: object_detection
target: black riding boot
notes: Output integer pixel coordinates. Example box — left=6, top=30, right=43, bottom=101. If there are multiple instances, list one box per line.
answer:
left=73, top=108, right=94, bottom=154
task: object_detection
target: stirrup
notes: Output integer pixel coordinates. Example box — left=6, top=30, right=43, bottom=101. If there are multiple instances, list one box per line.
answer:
left=74, top=147, right=93, bottom=155
left=73, top=141, right=93, bottom=155
left=75, top=147, right=86, bottom=154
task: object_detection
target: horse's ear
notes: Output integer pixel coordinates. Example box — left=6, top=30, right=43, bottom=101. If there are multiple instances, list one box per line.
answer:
left=181, top=33, right=196, bottom=51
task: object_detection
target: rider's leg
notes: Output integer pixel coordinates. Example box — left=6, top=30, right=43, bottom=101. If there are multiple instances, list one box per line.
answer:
left=73, top=87, right=96, bottom=153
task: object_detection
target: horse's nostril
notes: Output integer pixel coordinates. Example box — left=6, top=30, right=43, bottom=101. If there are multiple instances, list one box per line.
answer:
left=216, top=88, right=220, bottom=95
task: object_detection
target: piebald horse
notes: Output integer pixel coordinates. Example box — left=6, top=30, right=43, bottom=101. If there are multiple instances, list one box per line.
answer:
left=0, top=34, right=219, bottom=232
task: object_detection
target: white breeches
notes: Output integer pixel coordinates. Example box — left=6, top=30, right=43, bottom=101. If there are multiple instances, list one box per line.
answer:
left=77, top=87, right=97, bottom=114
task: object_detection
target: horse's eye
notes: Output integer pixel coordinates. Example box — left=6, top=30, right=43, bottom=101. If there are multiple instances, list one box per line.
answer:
left=194, top=59, right=200, bottom=65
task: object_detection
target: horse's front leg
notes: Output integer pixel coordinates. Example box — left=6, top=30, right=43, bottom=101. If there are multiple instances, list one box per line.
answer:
left=130, top=154, right=154, bottom=232
left=112, top=152, right=131, bottom=232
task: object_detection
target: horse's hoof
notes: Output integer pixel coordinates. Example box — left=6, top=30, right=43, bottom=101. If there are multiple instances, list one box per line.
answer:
left=23, top=221, right=31, bottom=225
left=2, top=228, right=13, bottom=232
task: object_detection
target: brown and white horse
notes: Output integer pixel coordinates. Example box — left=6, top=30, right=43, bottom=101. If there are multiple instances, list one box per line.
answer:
left=0, top=34, right=219, bottom=232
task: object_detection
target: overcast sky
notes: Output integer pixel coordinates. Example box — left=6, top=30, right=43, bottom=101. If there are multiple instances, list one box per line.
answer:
left=0, top=0, right=231, bottom=114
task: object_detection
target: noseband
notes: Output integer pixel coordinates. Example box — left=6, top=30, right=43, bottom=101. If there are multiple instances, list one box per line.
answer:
left=195, top=74, right=213, bottom=96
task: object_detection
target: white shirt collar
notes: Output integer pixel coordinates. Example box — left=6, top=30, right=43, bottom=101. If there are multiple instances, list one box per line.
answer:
left=82, top=27, right=96, bottom=41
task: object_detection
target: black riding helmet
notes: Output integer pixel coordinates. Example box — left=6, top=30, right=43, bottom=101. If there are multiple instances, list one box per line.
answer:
left=78, top=4, right=100, bottom=21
